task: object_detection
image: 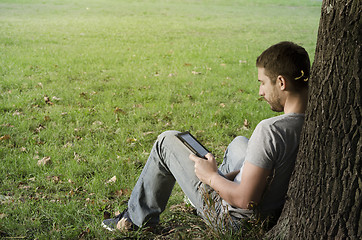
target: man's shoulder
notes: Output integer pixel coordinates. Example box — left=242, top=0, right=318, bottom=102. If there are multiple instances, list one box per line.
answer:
left=258, top=113, right=305, bottom=129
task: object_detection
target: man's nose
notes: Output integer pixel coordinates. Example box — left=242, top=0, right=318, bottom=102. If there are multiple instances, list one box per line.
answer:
left=259, top=87, right=264, bottom=96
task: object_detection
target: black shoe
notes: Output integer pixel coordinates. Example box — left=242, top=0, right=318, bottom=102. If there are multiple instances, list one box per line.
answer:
left=102, top=209, right=138, bottom=232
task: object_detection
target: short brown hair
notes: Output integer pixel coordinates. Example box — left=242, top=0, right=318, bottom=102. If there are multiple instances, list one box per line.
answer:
left=256, top=41, right=310, bottom=90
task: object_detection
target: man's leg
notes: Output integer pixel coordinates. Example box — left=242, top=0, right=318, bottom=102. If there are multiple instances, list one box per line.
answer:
left=218, top=136, right=249, bottom=175
left=127, top=131, right=208, bottom=227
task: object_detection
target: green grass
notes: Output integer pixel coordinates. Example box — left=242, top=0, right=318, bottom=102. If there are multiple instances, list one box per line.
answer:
left=0, top=0, right=321, bottom=238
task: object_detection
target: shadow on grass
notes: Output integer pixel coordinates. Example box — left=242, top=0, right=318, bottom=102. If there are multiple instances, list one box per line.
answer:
left=105, top=203, right=266, bottom=240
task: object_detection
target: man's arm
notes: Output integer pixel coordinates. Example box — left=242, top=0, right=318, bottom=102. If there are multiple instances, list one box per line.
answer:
left=224, top=170, right=240, bottom=181
left=190, top=153, right=271, bottom=209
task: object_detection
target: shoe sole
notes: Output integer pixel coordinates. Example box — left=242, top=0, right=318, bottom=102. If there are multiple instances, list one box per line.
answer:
left=101, top=222, right=116, bottom=232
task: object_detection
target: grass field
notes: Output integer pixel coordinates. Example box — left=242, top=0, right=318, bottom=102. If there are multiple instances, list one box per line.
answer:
left=0, top=0, right=322, bottom=238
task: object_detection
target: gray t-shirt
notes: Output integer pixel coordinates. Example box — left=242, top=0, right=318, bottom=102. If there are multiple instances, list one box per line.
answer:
left=234, top=113, right=305, bottom=213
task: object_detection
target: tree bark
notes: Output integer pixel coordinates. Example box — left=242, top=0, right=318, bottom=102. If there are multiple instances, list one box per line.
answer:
left=268, top=0, right=361, bottom=239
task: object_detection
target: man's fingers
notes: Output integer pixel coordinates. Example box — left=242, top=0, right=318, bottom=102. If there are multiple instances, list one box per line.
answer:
left=205, top=153, right=214, bottom=161
left=189, top=154, right=198, bottom=162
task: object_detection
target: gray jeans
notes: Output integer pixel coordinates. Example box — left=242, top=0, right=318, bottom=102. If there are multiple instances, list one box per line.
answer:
left=127, top=131, right=253, bottom=229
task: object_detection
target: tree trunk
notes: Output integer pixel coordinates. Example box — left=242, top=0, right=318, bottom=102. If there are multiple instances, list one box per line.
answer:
left=268, top=0, right=361, bottom=239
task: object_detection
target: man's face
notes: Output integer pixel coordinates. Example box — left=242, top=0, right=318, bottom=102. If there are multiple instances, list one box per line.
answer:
left=258, top=68, right=284, bottom=112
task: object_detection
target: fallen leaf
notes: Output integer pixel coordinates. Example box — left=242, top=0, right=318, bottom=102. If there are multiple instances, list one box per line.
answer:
left=191, top=71, right=201, bottom=75
left=1, top=123, right=14, bottom=127
left=19, top=185, right=31, bottom=190
left=63, top=142, right=73, bottom=148
left=52, top=96, right=61, bottom=101
left=44, top=116, right=51, bottom=121
left=20, top=147, right=27, bottom=152
left=37, top=156, right=51, bottom=166
left=0, top=135, right=10, bottom=141
left=80, top=92, right=88, bottom=99
left=243, top=119, right=250, bottom=128
left=126, top=138, right=137, bottom=143
left=13, top=110, right=22, bottom=116
left=74, top=152, right=86, bottom=162
left=114, top=188, right=130, bottom=197
left=44, top=95, right=53, bottom=105
left=220, top=103, right=226, bottom=108
left=184, top=63, right=192, bottom=66
left=114, top=107, right=126, bottom=114
left=117, top=218, right=132, bottom=230
left=47, top=176, right=61, bottom=183
left=78, top=227, right=90, bottom=239
left=142, top=131, right=154, bottom=136
left=0, top=195, right=13, bottom=204
left=133, top=104, right=143, bottom=108
left=220, top=63, right=226, bottom=67
left=35, top=124, right=46, bottom=133
left=0, top=213, right=7, bottom=219
left=92, top=121, right=103, bottom=126
left=106, top=176, right=117, bottom=184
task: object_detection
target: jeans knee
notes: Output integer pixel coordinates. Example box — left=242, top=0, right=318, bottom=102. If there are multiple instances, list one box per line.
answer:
left=227, top=136, right=248, bottom=156
left=157, top=130, right=180, bottom=141
left=233, top=136, right=249, bottom=145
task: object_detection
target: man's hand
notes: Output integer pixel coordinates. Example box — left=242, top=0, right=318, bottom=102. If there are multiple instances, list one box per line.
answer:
left=189, top=153, right=218, bottom=186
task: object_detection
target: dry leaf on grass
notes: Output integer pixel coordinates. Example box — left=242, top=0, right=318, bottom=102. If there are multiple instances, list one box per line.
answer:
left=142, top=131, right=154, bottom=136
left=37, top=156, right=51, bottom=166
left=47, top=175, right=61, bottom=183
left=243, top=119, right=250, bottom=128
left=44, top=95, right=54, bottom=105
left=114, top=188, right=130, bottom=197
left=52, top=96, right=61, bottom=101
left=13, top=110, right=22, bottom=116
left=106, top=176, right=117, bottom=184
left=0, top=135, right=10, bottom=141
left=114, top=107, right=126, bottom=115
left=34, top=124, right=46, bottom=133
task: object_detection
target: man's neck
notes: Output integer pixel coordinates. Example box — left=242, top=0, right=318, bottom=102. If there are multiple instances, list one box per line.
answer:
left=283, top=89, right=308, bottom=114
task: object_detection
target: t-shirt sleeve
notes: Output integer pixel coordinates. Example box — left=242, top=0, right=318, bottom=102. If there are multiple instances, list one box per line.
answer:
left=244, top=120, right=282, bottom=170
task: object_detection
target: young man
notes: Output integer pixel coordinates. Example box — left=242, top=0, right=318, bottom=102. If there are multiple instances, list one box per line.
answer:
left=102, top=41, right=310, bottom=231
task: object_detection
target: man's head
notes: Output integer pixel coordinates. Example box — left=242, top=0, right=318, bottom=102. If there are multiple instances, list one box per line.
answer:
left=256, top=41, right=310, bottom=112
left=256, top=41, right=310, bottom=90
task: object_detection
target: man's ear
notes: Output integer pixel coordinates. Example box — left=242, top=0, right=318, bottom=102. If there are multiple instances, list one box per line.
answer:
left=277, top=75, right=287, bottom=91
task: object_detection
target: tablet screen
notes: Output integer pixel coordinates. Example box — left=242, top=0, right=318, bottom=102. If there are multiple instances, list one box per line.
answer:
left=177, top=132, right=209, bottom=158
